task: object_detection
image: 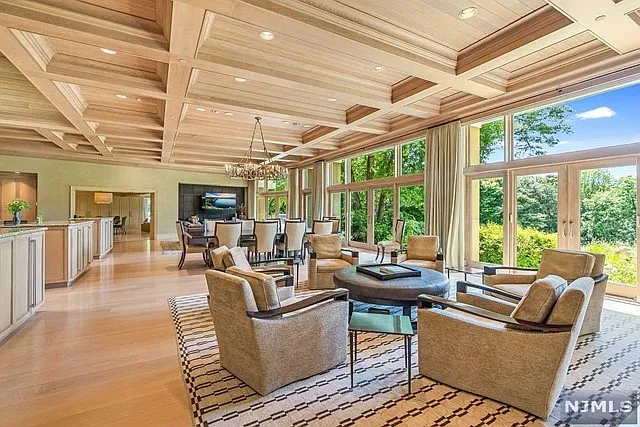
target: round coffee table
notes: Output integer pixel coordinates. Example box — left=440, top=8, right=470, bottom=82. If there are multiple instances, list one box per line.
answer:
left=333, top=265, right=449, bottom=317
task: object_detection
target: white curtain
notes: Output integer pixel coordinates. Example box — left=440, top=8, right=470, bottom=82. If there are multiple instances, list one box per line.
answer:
left=424, top=121, right=464, bottom=267
left=287, top=168, right=300, bottom=218
left=311, top=161, right=325, bottom=220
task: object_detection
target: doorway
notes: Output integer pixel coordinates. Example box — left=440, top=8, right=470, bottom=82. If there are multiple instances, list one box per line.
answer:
left=70, top=187, right=157, bottom=242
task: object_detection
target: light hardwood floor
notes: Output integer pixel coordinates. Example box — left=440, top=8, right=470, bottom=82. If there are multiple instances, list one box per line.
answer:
left=0, top=239, right=207, bottom=427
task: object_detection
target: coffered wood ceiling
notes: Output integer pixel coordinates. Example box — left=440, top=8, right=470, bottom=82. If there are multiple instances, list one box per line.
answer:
left=0, top=0, right=639, bottom=172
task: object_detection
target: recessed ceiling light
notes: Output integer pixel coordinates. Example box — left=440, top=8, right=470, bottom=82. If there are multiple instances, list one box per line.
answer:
left=234, top=77, right=247, bottom=83
left=196, top=107, right=206, bottom=112
left=327, top=97, right=337, bottom=102
left=259, top=31, right=275, bottom=40
left=282, top=120, right=289, bottom=124
left=373, top=66, right=384, bottom=72
left=458, top=7, right=477, bottom=20
left=225, top=112, right=233, bottom=116
left=594, top=15, right=606, bottom=22
left=303, top=124, right=312, bottom=128
left=100, top=48, right=117, bottom=55
left=136, top=97, right=142, bottom=102
left=116, top=93, right=127, bottom=99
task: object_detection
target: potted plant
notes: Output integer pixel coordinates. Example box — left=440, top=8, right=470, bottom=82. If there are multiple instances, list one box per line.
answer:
left=8, top=199, right=31, bottom=225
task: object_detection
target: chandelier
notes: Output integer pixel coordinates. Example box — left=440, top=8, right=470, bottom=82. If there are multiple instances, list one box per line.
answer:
left=225, top=117, right=288, bottom=180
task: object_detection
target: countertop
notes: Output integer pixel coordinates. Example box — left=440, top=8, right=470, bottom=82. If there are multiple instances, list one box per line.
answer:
left=5, top=220, right=94, bottom=228
left=0, top=227, right=48, bottom=239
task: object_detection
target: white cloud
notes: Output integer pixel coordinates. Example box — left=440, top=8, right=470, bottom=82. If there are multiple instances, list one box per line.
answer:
left=575, top=106, right=616, bottom=120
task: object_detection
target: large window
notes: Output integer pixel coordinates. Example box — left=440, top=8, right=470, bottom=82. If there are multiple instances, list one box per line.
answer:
left=267, top=177, right=287, bottom=192
left=399, top=185, right=425, bottom=244
left=373, top=188, right=394, bottom=243
left=302, top=168, right=312, bottom=189
left=469, top=117, right=505, bottom=165
left=514, top=83, right=640, bottom=160
left=469, top=177, right=504, bottom=264
left=401, top=139, right=425, bottom=175
left=351, top=148, right=394, bottom=182
left=329, top=192, right=346, bottom=235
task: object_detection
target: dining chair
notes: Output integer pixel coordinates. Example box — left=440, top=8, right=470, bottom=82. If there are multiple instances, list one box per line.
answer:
left=276, top=220, right=306, bottom=263
left=247, top=221, right=279, bottom=261
left=323, top=216, right=340, bottom=234
left=213, top=221, right=242, bottom=249
left=175, top=221, right=208, bottom=269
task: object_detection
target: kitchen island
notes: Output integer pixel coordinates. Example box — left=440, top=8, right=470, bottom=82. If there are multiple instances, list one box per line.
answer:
left=0, top=227, right=46, bottom=343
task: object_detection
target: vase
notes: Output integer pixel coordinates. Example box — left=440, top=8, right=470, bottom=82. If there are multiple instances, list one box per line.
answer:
left=13, top=211, right=22, bottom=225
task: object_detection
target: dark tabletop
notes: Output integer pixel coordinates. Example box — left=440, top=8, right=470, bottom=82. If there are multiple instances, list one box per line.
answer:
left=334, top=265, right=449, bottom=303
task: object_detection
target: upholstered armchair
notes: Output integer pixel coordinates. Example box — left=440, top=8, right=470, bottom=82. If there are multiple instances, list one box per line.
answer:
left=390, top=235, right=444, bottom=273
left=417, top=276, right=594, bottom=419
left=205, top=269, right=349, bottom=395
left=308, top=234, right=359, bottom=290
left=483, top=248, right=608, bottom=335
left=375, top=219, right=405, bottom=262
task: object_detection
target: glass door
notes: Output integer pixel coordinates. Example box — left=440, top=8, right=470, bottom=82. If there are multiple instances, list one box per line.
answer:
left=349, top=190, right=369, bottom=247
left=569, top=161, right=638, bottom=299
left=512, top=167, right=567, bottom=268
left=373, top=187, right=394, bottom=245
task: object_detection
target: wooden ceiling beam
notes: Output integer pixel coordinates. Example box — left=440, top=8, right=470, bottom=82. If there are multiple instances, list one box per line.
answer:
left=0, top=27, right=113, bottom=156
left=0, top=0, right=169, bottom=62
left=546, top=0, right=640, bottom=54
left=34, top=129, right=76, bottom=151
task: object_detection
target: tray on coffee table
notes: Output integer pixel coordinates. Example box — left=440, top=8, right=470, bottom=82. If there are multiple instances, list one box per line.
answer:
left=356, top=263, right=421, bottom=281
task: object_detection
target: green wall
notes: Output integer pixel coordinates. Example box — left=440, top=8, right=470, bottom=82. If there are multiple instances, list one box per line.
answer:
left=0, top=154, right=246, bottom=239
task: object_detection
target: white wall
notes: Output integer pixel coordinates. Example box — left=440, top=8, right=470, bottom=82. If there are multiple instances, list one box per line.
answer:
left=0, top=155, right=246, bottom=239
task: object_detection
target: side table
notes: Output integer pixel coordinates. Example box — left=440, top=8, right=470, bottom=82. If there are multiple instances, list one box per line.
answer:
left=348, top=312, right=415, bottom=393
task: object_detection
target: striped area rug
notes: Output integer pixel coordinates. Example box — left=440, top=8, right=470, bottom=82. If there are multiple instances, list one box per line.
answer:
left=168, top=294, right=640, bottom=427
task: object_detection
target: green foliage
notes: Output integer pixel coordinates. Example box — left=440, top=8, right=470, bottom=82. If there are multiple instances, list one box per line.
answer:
left=478, top=223, right=503, bottom=264
left=516, top=227, right=557, bottom=268
left=401, top=140, right=425, bottom=175
left=479, top=178, right=503, bottom=225
left=351, top=148, right=394, bottom=182
left=583, top=242, right=637, bottom=285
left=8, top=199, right=30, bottom=214
left=479, top=105, right=574, bottom=162
left=516, top=174, right=558, bottom=233
left=267, top=177, right=287, bottom=192
left=400, top=185, right=425, bottom=244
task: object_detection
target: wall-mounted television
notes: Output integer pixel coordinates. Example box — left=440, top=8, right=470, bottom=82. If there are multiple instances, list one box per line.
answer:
left=201, top=193, right=236, bottom=216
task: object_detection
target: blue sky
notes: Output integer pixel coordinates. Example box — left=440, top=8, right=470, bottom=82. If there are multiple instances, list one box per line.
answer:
left=483, top=81, right=640, bottom=177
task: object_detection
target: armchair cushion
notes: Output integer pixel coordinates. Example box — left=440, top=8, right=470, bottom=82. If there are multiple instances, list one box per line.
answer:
left=211, top=246, right=231, bottom=271
left=406, top=235, right=439, bottom=261
left=536, top=249, right=595, bottom=281
left=511, top=275, right=567, bottom=324
left=546, top=277, right=594, bottom=326
left=226, top=266, right=281, bottom=312
left=316, top=258, right=351, bottom=272
left=310, top=234, right=342, bottom=259
left=228, top=247, right=252, bottom=270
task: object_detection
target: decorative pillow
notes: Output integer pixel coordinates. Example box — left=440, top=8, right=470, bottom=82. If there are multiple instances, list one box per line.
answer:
left=310, top=234, right=342, bottom=259
left=226, top=267, right=280, bottom=311
left=228, top=247, right=252, bottom=270
left=210, top=246, right=230, bottom=271
left=536, top=249, right=595, bottom=281
left=511, top=275, right=567, bottom=323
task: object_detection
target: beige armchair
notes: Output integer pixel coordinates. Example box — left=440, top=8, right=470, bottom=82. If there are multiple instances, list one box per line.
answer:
left=417, top=275, right=594, bottom=419
left=308, top=234, right=359, bottom=289
left=483, top=248, right=608, bottom=335
left=390, top=235, right=444, bottom=273
left=205, top=269, right=349, bottom=395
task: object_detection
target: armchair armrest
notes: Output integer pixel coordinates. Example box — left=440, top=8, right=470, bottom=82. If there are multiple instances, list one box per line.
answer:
left=592, top=274, right=608, bottom=286
left=484, top=265, right=537, bottom=275
left=436, top=248, right=444, bottom=261
left=390, top=248, right=407, bottom=257
left=341, top=248, right=359, bottom=257
left=417, top=294, right=572, bottom=333
left=456, top=281, right=522, bottom=302
left=247, top=289, right=349, bottom=319
left=274, top=274, right=294, bottom=288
